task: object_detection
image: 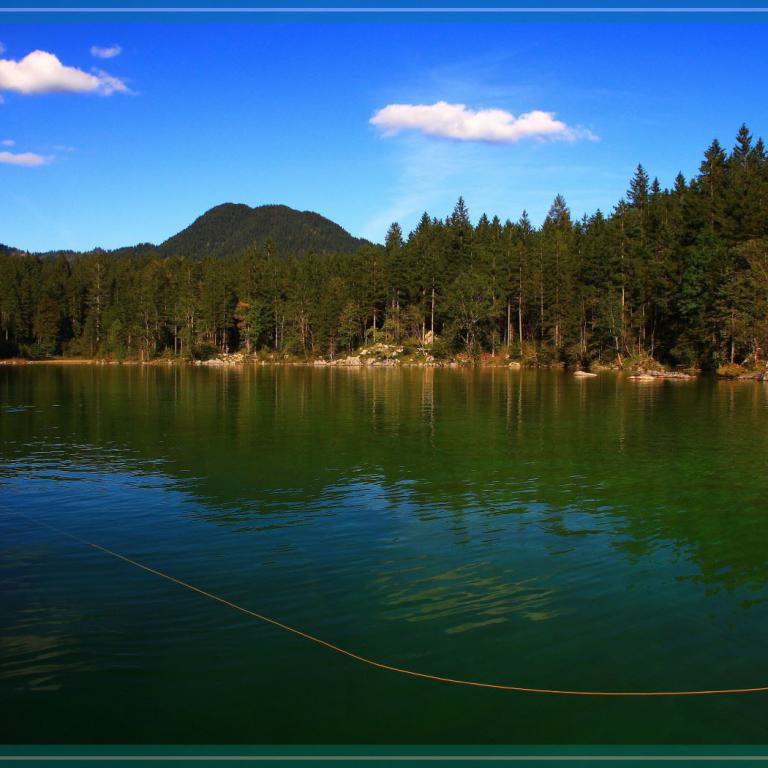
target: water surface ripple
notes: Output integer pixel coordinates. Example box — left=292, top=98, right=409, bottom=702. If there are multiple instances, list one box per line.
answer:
left=2, top=366, right=768, bottom=742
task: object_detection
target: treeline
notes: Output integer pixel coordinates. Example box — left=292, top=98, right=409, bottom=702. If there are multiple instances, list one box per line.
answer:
left=2, top=125, right=768, bottom=368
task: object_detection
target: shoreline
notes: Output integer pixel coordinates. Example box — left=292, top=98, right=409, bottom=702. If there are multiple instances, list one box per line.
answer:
left=0, top=355, right=545, bottom=369
left=1, top=355, right=751, bottom=380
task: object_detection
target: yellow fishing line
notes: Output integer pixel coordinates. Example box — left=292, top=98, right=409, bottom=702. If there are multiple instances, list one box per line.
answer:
left=6, top=507, right=768, bottom=697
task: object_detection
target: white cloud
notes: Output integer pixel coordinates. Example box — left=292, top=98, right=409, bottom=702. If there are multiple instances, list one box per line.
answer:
left=370, top=101, right=596, bottom=144
left=0, top=50, right=128, bottom=95
left=90, top=44, right=122, bottom=59
left=91, top=68, right=129, bottom=95
left=0, top=150, right=51, bottom=167
left=1, top=138, right=14, bottom=146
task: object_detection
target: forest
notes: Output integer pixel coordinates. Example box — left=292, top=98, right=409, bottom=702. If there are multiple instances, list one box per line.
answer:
left=1, top=125, right=767, bottom=369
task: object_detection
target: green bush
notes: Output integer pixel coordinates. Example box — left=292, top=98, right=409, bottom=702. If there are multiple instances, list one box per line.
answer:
left=192, top=343, right=218, bottom=361
left=716, top=363, right=747, bottom=378
left=18, top=341, right=56, bottom=359
left=430, top=336, right=452, bottom=360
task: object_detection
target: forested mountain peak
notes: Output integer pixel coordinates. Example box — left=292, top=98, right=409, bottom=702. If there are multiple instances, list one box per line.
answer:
left=6, top=204, right=370, bottom=263
left=157, top=203, right=370, bottom=259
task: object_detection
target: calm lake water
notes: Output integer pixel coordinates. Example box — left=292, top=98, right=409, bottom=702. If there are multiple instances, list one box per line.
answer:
left=2, top=365, right=768, bottom=744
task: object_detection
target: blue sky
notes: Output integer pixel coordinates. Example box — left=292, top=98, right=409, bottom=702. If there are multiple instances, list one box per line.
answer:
left=1, top=21, right=767, bottom=251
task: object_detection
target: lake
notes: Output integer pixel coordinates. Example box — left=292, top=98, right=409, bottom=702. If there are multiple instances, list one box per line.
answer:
left=2, top=364, right=768, bottom=744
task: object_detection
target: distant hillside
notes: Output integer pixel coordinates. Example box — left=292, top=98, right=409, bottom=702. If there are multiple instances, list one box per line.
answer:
left=0, top=244, right=23, bottom=258
left=159, top=204, right=369, bottom=259
left=11, top=203, right=371, bottom=261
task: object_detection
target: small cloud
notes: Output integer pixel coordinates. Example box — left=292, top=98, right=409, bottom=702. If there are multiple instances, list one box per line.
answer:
left=0, top=150, right=52, bottom=167
left=91, top=68, right=129, bottom=95
left=90, top=44, right=122, bottom=59
left=0, top=42, right=5, bottom=55
left=370, top=101, right=597, bottom=144
left=0, top=49, right=128, bottom=95
left=1, top=138, right=14, bottom=146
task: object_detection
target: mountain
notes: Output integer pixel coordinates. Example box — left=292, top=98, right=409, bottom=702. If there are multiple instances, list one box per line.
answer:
left=158, top=204, right=370, bottom=259
left=10, top=203, right=372, bottom=261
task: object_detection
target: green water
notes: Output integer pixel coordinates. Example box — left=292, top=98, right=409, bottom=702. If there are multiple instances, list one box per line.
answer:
left=2, top=365, right=768, bottom=744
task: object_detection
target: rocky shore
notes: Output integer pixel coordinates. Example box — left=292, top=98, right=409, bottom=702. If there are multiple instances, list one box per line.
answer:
left=714, top=363, right=768, bottom=381
left=628, top=369, right=697, bottom=381
left=3, top=346, right=767, bottom=382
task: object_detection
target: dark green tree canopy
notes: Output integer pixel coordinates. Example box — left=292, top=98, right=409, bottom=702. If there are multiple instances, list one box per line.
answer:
left=2, top=125, right=767, bottom=369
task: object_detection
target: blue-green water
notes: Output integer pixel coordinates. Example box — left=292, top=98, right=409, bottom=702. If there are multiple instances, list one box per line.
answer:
left=2, top=365, right=768, bottom=743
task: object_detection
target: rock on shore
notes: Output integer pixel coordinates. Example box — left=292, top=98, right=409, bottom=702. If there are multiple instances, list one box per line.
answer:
left=629, top=369, right=695, bottom=381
